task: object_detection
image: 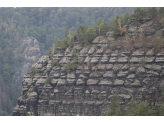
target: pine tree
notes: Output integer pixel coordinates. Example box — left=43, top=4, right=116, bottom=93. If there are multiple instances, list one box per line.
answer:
left=148, top=105, right=160, bottom=116
left=159, top=7, right=164, bottom=17
left=65, top=27, right=69, bottom=40
left=126, top=98, right=138, bottom=116
left=149, top=7, right=158, bottom=18
left=134, top=101, right=151, bottom=116
left=159, top=104, right=164, bottom=116
left=108, top=95, right=124, bottom=116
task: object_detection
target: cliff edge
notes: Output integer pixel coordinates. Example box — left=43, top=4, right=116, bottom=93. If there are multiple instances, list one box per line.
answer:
left=13, top=18, right=164, bottom=116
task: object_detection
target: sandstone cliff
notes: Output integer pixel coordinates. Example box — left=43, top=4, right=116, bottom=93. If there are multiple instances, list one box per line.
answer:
left=14, top=37, right=41, bottom=87
left=13, top=18, right=164, bottom=116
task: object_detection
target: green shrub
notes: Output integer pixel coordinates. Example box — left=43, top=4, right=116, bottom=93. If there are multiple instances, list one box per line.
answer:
left=30, top=67, right=38, bottom=79
left=64, top=61, right=71, bottom=74
left=110, top=44, right=116, bottom=51
left=51, top=58, right=60, bottom=67
left=138, top=58, right=145, bottom=67
left=45, top=74, right=51, bottom=84
left=108, top=95, right=124, bottom=116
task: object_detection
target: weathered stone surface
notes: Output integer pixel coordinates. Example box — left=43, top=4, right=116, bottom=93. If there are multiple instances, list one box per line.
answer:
left=145, top=57, right=155, bottom=63
left=96, top=48, right=104, bottom=55
left=80, top=47, right=89, bottom=55
left=57, top=79, right=66, bottom=86
left=90, top=56, right=101, bottom=63
left=103, top=71, right=114, bottom=78
left=114, top=79, right=124, bottom=86
left=117, top=71, right=128, bottom=78
left=14, top=23, right=164, bottom=116
left=87, top=79, right=99, bottom=85
left=99, top=79, right=112, bottom=86
left=130, top=57, right=144, bottom=63
left=132, top=50, right=144, bottom=56
left=59, top=57, right=69, bottom=64
left=84, top=56, right=92, bottom=63
left=88, top=47, right=95, bottom=55
left=127, top=74, right=135, bottom=79
left=106, top=64, right=113, bottom=70
left=76, top=79, right=86, bottom=85
left=117, top=56, right=128, bottom=63
left=101, top=54, right=109, bottom=63
left=131, top=79, right=141, bottom=87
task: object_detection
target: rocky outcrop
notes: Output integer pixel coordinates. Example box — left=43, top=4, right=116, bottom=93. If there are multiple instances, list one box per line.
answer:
left=13, top=19, right=164, bottom=116
left=14, top=37, right=41, bottom=87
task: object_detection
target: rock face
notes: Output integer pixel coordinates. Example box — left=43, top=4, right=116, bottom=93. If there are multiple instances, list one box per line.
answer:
left=13, top=19, right=164, bottom=116
left=14, top=37, right=41, bottom=87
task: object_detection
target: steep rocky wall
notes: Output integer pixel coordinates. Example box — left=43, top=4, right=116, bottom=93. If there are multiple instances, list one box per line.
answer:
left=13, top=18, right=164, bottom=116
left=14, top=37, right=41, bottom=87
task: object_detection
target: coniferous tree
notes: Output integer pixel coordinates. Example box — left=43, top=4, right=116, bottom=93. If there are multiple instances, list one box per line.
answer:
left=159, top=7, right=164, bottom=17
left=126, top=98, right=138, bottom=116
left=108, top=95, right=124, bottom=116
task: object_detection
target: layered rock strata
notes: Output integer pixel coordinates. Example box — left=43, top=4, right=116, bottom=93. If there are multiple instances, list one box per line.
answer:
left=13, top=19, right=164, bottom=116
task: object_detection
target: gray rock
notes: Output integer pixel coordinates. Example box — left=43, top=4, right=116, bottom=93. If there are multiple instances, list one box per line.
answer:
left=87, top=79, right=99, bottom=85
left=152, top=64, right=162, bottom=72
left=97, top=43, right=106, bottom=49
left=106, top=64, right=113, bottom=70
left=117, top=57, right=128, bottom=63
left=80, top=47, right=89, bottom=55
left=146, top=49, right=155, bottom=56
left=155, top=57, right=164, bottom=63
left=101, top=54, right=109, bottom=63
left=145, top=57, right=155, bottom=63
left=59, top=57, right=69, bottom=64
left=88, top=47, right=95, bottom=55
left=118, top=94, right=131, bottom=99
left=84, top=56, right=92, bottom=63
left=90, top=56, right=100, bottom=63
left=76, top=79, right=85, bottom=85
left=35, top=78, right=46, bottom=86
left=132, top=50, right=144, bottom=56
left=131, top=79, right=141, bottom=87
left=51, top=79, right=59, bottom=87
left=109, top=57, right=117, bottom=63
left=136, top=67, right=145, bottom=74
left=67, top=73, right=76, bottom=79
left=103, top=71, right=114, bottom=78
left=99, top=79, right=112, bottom=86
left=113, top=64, right=122, bottom=73
left=144, top=64, right=152, bottom=70
left=98, top=64, right=106, bottom=71
left=53, top=73, right=60, bottom=78
left=57, top=79, right=66, bottom=86
left=79, top=74, right=88, bottom=79
left=127, top=74, right=135, bottom=79
left=92, top=37, right=100, bottom=44
left=96, top=48, right=104, bottom=55
left=122, top=64, right=129, bottom=71
left=92, top=90, right=99, bottom=94
left=65, top=48, right=71, bottom=56
left=117, top=71, right=128, bottom=78
left=114, top=79, right=124, bottom=86
left=130, top=57, right=144, bottom=63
